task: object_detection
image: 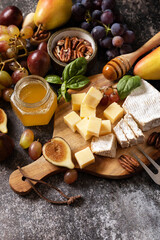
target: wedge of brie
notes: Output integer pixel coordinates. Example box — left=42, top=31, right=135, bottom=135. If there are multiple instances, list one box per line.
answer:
left=113, top=122, right=129, bottom=148
left=122, top=80, right=160, bottom=131
left=119, top=119, right=137, bottom=146
left=91, top=133, right=117, bottom=158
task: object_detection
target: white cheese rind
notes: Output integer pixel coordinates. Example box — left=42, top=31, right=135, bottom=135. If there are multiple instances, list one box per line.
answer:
left=119, top=119, right=137, bottom=146
left=124, top=114, right=144, bottom=143
left=91, top=133, right=117, bottom=158
left=122, top=80, right=160, bottom=131
left=113, top=122, right=129, bottom=148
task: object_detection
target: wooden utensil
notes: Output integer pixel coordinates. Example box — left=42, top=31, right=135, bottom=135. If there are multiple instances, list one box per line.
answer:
left=103, top=31, right=160, bottom=81
left=9, top=74, right=160, bottom=195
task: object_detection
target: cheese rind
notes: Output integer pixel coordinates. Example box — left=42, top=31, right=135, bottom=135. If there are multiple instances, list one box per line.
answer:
left=122, top=79, right=160, bottom=131
left=71, top=93, right=86, bottom=111
left=76, top=117, right=92, bottom=140
left=124, top=114, right=144, bottom=143
left=82, top=86, right=103, bottom=108
left=103, top=102, right=124, bottom=124
left=64, top=111, right=81, bottom=132
left=119, top=119, right=137, bottom=146
left=75, top=147, right=95, bottom=169
left=87, top=117, right=102, bottom=137
left=113, top=122, right=129, bottom=148
left=80, top=104, right=96, bottom=118
left=100, top=120, right=111, bottom=136
left=91, top=133, right=117, bottom=158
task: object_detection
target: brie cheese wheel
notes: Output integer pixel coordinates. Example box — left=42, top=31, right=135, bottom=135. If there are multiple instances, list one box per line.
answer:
left=91, top=133, right=117, bottom=158
left=122, top=80, right=160, bottom=131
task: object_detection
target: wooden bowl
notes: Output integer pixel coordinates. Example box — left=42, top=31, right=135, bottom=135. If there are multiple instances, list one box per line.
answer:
left=47, top=27, right=97, bottom=73
left=30, top=32, right=51, bottom=46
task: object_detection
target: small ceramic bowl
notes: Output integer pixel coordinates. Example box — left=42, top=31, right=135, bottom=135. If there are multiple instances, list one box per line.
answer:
left=30, top=32, right=51, bottom=46
left=47, top=27, right=97, bottom=72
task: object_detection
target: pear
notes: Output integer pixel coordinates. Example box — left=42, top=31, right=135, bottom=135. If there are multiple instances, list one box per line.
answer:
left=42, top=137, right=75, bottom=169
left=34, top=0, right=72, bottom=30
left=0, top=108, right=7, bottom=133
left=134, top=46, right=160, bottom=80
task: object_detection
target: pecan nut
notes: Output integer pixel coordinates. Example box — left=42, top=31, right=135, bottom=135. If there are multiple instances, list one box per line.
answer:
left=155, top=134, right=160, bottom=148
left=119, top=154, right=140, bottom=173
left=147, top=132, right=159, bottom=145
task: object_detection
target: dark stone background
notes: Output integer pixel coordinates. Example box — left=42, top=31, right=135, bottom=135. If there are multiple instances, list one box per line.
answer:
left=0, top=0, right=160, bottom=240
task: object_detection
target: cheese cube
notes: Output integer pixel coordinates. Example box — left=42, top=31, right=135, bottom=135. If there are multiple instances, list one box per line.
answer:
left=80, top=104, right=96, bottom=118
left=71, top=93, right=86, bottom=111
left=103, top=102, right=124, bottom=124
left=75, top=147, right=95, bottom=169
left=87, top=117, right=102, bottom=137
left=64, top=111, right=81, bottom=132
left=100, top=120, right=111, bottom=136
left=76, top=117, right=92, bottom=140
left=82, top=86, right=103, bottom=108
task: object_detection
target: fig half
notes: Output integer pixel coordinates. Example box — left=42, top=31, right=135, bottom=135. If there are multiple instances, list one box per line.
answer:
left=0, top=108, right=7, bottom=133
left=42, top=137, right=74, bottom=169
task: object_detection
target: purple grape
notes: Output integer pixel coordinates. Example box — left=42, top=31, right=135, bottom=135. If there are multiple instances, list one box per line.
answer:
left=101, top=0, right=115, bottom=11
left=111, top=23, right=125, bottom=36
left=120, top=44, right=133, bottom=54
left=76, top=0, right=82, bottom=2
left=112, top=36, right=124, bottom=47
left=93, top=0, right=102, bottom=9
left=91, top=26, right=106, bottom=41
left=123, top=24, right=128, bottom=32
left=106, top=48, right=119, bottom=60
left=72, top=3, right=86, bottom=22
left=123, top=30, right=135, bottom=44
left=100, top=9, right=114, bottom=25
left=81, top=0, right=92, bottom=9
left=81, top=22, right=92, bottom=31
left=99, top=37, right=112, bottom=48
left=92, top=10, right=102, bottom=20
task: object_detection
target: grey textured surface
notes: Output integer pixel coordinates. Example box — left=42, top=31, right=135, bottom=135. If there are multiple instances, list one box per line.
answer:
left=0, top=1, right=160, bottom=240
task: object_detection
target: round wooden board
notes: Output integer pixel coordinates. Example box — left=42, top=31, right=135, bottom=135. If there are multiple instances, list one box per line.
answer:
left=9, top=74, right=160, bottom=195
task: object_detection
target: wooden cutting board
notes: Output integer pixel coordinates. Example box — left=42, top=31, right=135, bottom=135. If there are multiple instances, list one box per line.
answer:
left=9, top=74, right=160, bottom=195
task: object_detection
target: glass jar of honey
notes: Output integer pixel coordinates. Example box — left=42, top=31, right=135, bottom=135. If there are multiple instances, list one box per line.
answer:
left=11, top=75, right=57, bottom=126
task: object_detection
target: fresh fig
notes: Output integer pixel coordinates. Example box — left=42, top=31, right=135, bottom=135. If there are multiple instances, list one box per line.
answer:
left=0, top=133, right=14, bottom=162
left=0, top=6, right=23, bottom=27
left=42, top=137, right=75, bottom=169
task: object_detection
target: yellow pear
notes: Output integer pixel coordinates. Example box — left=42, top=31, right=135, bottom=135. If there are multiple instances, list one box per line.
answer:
left=34, top=0, right=72, bottom=30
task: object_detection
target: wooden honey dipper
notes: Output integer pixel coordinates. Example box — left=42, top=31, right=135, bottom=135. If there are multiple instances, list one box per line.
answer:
left=102, top=31, right=160, bottom=81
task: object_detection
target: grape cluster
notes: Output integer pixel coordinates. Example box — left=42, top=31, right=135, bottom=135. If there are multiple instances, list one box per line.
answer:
left=71, top=0, right=135, bottom=61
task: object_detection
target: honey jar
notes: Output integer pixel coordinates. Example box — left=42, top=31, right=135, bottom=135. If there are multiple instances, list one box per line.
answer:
left=11, top=75, right=57, bottom=126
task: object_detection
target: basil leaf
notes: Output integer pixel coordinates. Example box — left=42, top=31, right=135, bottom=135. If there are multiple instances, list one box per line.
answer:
left=57, top=89, right=62, bottom=101
left=67, top=75, right=90, bottom=89
left=60, top=81, right=71, bottom=102
left=62, top=57, right=87, bottom=82
left=117, top=75, right=141, bottom=100
left=45, top=75, right=62, bottom=84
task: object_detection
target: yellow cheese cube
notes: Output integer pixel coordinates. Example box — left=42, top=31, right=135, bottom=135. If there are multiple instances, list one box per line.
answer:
left=100, top=120, right=111, bottom=136
left=87, top=117, right=102, bottom=137
left=64, top=111, right=81, bottom=132
left=103, top=102, right=124, bottom=124
left=76, top=117, right=92, bottom=140
left=71, top=93, right=86, bottom=111
left=80, top=104, right=96, bottom=118
left=75, top=147, right=95, bottom=169
left=82, top=86, right=103, bottom=108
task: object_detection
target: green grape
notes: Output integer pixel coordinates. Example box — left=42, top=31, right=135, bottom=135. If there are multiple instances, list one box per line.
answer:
left=29, top=141, right=42, bottom=160
left=0, top=34, right=10, bottom=42
left=19, top=129, right=34, bottom=149
left=6, top=47, right=18, bottom=58
left=20, top=26, right=33, bottom=39
left=0, top=25, right=8, bottom=34
left=64, top=169, right=78, bottom=184
left=8, top=25, right=20, bottom=37
left=0, top=71, right=12, bottom=88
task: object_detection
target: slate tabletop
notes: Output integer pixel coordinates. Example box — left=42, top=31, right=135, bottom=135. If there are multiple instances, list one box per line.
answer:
left=0, top=0, right=160, bottom=240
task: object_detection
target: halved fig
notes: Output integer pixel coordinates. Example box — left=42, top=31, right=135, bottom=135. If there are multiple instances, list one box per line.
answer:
left=42, top=137, right=74, bottom=169
left=0, top=108, right=7, bottom=133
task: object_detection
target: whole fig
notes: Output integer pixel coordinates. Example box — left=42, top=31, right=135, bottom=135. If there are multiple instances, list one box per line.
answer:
left=0, top=133, right=14, bottom=162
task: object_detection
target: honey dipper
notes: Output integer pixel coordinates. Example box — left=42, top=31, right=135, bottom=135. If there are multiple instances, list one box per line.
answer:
left=102, top=31, right=160, bottom=81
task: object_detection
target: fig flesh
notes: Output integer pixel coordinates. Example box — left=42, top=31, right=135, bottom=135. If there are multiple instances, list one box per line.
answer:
left=42, top=137, right=74, bottom=169
left=0, top=108, right=8, bottom=133
left=0, top=133, right=14, bottom=162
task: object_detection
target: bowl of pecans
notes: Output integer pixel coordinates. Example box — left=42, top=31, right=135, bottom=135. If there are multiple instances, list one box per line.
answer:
left=47, top=27, right=97, bottom=71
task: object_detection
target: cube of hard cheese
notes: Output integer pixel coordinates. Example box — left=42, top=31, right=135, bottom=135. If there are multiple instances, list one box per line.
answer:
left=76, top=117, right=92, bottom=140
left=64, top=111, right=81, bottom=132
left=103, top=102, right=124, bottom=124
left=82, top=86, right=103, bottom=108
left=71, top=93, right=86, bottom=111
left=75, top=147, right=95, bottom=169
left=80, top=104, right=96, bottom=118
left=100, top=120, right=111, bottom=136
left=87, top=117, right=102, bottom=137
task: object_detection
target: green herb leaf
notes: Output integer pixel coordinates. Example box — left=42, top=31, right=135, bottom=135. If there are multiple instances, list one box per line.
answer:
left=60, top=81, right=71, bottom=102
left=62, top=57, right=87, bottom=82
left=66, top=75, right=90, bottom=89
left=57, top=89, right=62, bottom=101
left=45, top=75, right=62, bottom=84
left=117, top=75, right=141, bottom=100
